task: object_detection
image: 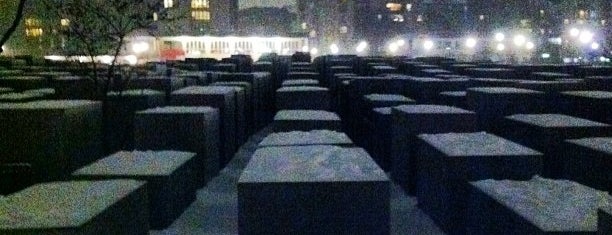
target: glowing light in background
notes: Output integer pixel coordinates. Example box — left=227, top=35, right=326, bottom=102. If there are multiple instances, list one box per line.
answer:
left=423, top=40, right=434, bottom=50
left=396, top=39, right=405, bottom=47
left=578, top=30, right=593, bottom=44
left=330, top=44, right=339, bottom=54
left=465, top=38, right=477, bottom=48
left=591, top=42, right=600, bottom=50
left=388, top=43, right=399, bottom=53
left=494, top=33, right=505, bottom=42
left=131, top=42, right=150, bottom=54
left=356, top=41, right=368, bottom=53
left=569, top=28, right=580, bottom=37
left=513, top=35, right=526, bottom=46
left=496, top=43, right=506, bottom=51
left=525, top=42, right=535, bottom=50
left=310, top=47, right=318, bottom=55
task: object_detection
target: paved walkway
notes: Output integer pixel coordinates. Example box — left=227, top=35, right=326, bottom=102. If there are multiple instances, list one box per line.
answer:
left=151, top=127, right=445, bottom=235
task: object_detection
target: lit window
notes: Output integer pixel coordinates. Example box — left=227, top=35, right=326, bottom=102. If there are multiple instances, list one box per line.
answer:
left=25, top=28, right=43, bottom=37
left=153, top=12, right=158, bottom=21
left=406, top=4, right=412, bottom=11
left=164, top=0, right=173, bottom=8
left=417, top=15, right=423, bottom=22
left=191, top=0, right=208, bottom=9
left=60, top=19, right=70, bottom=27
left=386, top=3, right=402, bottom=12
left=25, top=18, right=39, bottom=27
left=301, top=22, right=307, bottom=30
left=192, top=10, right=210, bottom=21
left=479, top=15, right=485, bottom=20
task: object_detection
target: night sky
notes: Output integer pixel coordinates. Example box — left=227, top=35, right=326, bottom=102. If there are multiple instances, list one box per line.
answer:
left=239, top=0, right=296, bottom=9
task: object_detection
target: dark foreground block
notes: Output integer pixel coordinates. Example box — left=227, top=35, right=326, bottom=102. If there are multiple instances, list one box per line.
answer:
left=437, top=91, right=468, bottom=109
left=53, top=76, right=99, bottom=100
left=276, top=86, right=331, bottom=111
left=257, top=130, right=353, bottom=148
left=272, top=110, right=342, bottom=132
left=417, top=132, right=543, bottom=235
left=563, top=137, right=612, bottom=192
left=600, top=205, right=612, bottom=235
left=468, top=177, right=610, bottom=235
left=238, top=145, right=390, bottom=235
left=503, top=114, right=610, bottom=178
left=560, top=91, right=611, bottom=124
left=391, top=105, right=478, bottom=194
left=0, top=76, right=47, bottom=91
left=134, top=106, right=220, bottom=184
left=0, top=180, right=149, bottom=235
left=0, top=92, right=45, bottom=103
left=73, top=151, right=197, bottom=229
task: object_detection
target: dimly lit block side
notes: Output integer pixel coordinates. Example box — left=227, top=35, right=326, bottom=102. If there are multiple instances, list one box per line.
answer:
left=563, top=137, right=612, bottom=192
left=272, top=110, right=342, bottom=132
left=600, top=205, right=612, bottom=235
left=276, top=86, right=331, bottom=111
left=258, top=130, right=353, bottom=148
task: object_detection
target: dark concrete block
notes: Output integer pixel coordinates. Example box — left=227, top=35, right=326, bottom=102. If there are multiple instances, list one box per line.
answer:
left=134, top=106, right=221, bottom=184
left=0, top=76, right=47, bottom=91
left=466, top=87, right=546, bottom=131
left=437, top=91, right=468, bottom=109
left=600, top=205, right=612, bottom=235
left=371, top=65, right=397, bottom=76
left=104, top=90, right=166, bottom=153
left=585, top=76, right=612, bottom=91
left=238, top=145, right=390, bottom=235
left=468, top=78, right=519, bottom=88
left=53, top=76, right=99, bottom=100
left=560, top=91, right=612, bottom=124
left=272, top=110, right=342, bottom=132
left=391, top=105, right=478, bottom=194
left=127, top=76, right=186, bottom=99
left=212, top=63, right=237, bottom=73
left=530, top=72, right=573, bottom=81
left=0, top=100, right=103, bottom=181
left=276, top=86, right=331, bottom=111
left=503, top=114, right=610, bottom=178
left=217, top=72, right=273, bottom=129
left=0, top=180, right=149, bottom=235
left=287, top=72, right=319, bottom=81
left=563, top=137, right=612, bottom=192
left=212, top=81, right=255, bottom=135
left=73, top=151, right=197, bottom=229
left=415, top=69, right=452, bottom=77
left=363, top=94, right=415, bottom=110
left=171, top=86, right=237, bottom=166
left=468, top=177, right=610, bottom=235
left=465, top=68, right=518, bottom=79
left=208, top=85, right=247, bottom=145
left=258, top=130, right=353, bottom=148
left=367, top=107, right=393, bottom=171
left=417, top=132, right=543, bottom=234
left=405, top=77, right=470, bottom=103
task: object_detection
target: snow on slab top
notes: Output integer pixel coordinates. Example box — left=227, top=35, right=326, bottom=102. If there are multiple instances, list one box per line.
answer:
left=35, top=72, right=71, bottom=77
left=0, top=87, right=14, bottom=93
left=418, top=132, right=542, bottom=157
left=562, top=91, right=612, bottom=99
left=107, top=89, right=164, bottom=96
left=421, top=69, right=451, bottom=74
left=373, top=107, right=393, bottom=115
left=0, top=70, right=23, bottom=76
left=74, top=150, right=196, bottom=176
left=138, top=106, right=218, bottom=114
left=467, top=68, right=514, bottom=72
left=282, top=79, right=319, bottom=85
left=373, top=65, right=396, bottom=70
left=393, top=104, right=473, bottom=114
left=0, top=100, right=99, bottom=110
left=213, top=81, right=251, bottom=86
left=173, top=86, right=235, bottom=95
left=365, top=94, right=414, bottom=102
left=440, top=91, right=467, bottom=97
left=0, top=180, right=146, bottom=229
left=468, top=87, right=544, bottom=94
left=471, top=176, right=611, bottom=232
left=566, top=137, right=612, bottom=155
left=277, top=86, right=328, bottom=92
left=408, top=77, right=444, bottom=82
left=506, top=114, right=609, bottom=128
left=259, top=130, right=353, bottom=146
left=0, top=76, right=44, bottom=80
left=274, top=110, right=340, bottom=121
left=54, top=76, right=85, bottom=81
left=0, top=92, right=44, bottom=100
left=532, top=72, right=572, bottom=77
left=23, top=88, right=56, bottom=95
left=288, top=72, right=318, bottom=75
left=239, top=145, right=388, bottom=183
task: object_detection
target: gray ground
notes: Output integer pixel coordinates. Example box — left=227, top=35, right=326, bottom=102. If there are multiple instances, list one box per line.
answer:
left=151, top=126, right=445, bottom=235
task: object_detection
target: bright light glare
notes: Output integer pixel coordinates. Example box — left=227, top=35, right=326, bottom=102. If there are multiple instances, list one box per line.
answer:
left=396, top=39, right=405, bottom=46
left=579, top=31, right=593, bottom=44
left=513, top=35, right=526, bottom=46
left=356, top=41, right=368, bottom=53
left=569, top=28, right=580, bottom=37
left=125, top=55, right=138, bottom=65
left=330, top=44, right=339, bottom=54
left=590, top=42, right=600, bottom=50
left=541, top=53, right=551, bottom=59
left=302, top=46, right=309, bottom=52
left=525, top=42, right=535, bottom=50
left=310, top=47, right=318, bottom=55
left=496, top=43, right=505, bottom=51
left=389, top=43, right=399, bottom=53
left=423, top=40, right=434, bottom=50
left=99, top=55, right=113, bottom=65
left=494, top=33, right=505, bottom=42
left=132, top=42, right=150, bottom=54
left=465, top=38, right=477, bottom=48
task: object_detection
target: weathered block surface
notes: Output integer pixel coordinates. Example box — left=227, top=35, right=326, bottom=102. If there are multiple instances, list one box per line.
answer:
left=276, top=86, right=331, bottom=111
left=468, top=177, right=611, bottom=235
left=73, top=151, right=197, bottom=229
left=0, top=100, right=103, bottom=181
left=238, top=145, right=390, bottom=235
left=272, top=110, right=342, bottom=132
left=417, top=132, right=543, bottom=234
left=0, top=180, right=149, bottom=235
left=258, top=130, right=353, bottom=148
left=134, top=106, right=220, bottom=183
left=391, top=105, right=478, bottom=194
left=563, top=137, right=612, bottom=193
left=504, top=114, right=610, bottom=178
left=171, top=86, right=237, bottom=166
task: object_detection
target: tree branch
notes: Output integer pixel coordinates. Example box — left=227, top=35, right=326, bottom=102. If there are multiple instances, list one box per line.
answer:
left=0, top=0, right=28, bottom=54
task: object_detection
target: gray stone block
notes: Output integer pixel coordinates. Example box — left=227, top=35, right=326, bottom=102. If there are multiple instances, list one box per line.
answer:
left=468, top=78, right=519, bottom=88
left=437, top=91, right=468, bottom=109
left=600, top=205, right=612, bottom=235
left=0, top=180, right=149, bottom=235
left=72, top=151, right=198, bottom=229
left=503, top=114, right=611, bottom=178
left=563, top=137, right=612, bottom=192
left=281, top=79, right=319, bottom=87
left=134, top=106, right=220, bottom=184
left=104, top=90, right=166, bottom=153
left=127, top=76, right=186, bottom=99
left=171, top=86, right=237, bottom=166
left=212, top=81, right=255, bottom=135
left=0, top=100, right=103, bottom=181
left=391, top=105, right=478, bottom=194
left=276, top=86, right=331, bottom=111
left=530, top=72, right=573, bottom=80
left=272, top=110, right=342, bottom=132
left=208, top=85, right=247, bottom=145
left=417, top=132, right=543, bottom=234
left=238, top=145, right=390, bottom=235
left=217, top=72, right=273, bottom=129
left=258, top=130, right=353, bottom=148
left=468, top=177, right=610, bottom=235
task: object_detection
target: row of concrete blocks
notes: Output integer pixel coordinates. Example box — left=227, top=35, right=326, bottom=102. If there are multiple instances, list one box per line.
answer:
left=238, top=110, right=391, bottom=234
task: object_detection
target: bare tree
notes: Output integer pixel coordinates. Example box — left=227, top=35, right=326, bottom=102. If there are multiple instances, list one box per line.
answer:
left=0, top=0, right=28, bottom=54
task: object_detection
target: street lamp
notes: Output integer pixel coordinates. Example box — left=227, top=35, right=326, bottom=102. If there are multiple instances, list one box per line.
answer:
left=513, top=35, right=526, bottom=47
left=466, top=38, right=477, bottom=48
left=310, top=47, right=318, bottom=55
left=356, top=41, right=368, bottom=53
left=525, top=42, right=535, bottom=50
left=578, top=31, right=593, bottom=44
left=569, top=28, right=580, bottom=37
left=495, top=33, right=505, bottom=42
left=423, top=40, right=434, bottom=51
left=496, top=43, right=505, bottom=51
left=591, top=42, right=600, bottom=50
left=388, top=42, right=399, bottom=53
left=396, top=39, right=405, bottom=47
left=330, top=44, right=339, bottom=55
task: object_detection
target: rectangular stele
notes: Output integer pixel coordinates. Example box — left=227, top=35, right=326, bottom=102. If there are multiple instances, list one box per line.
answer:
left=600, top=205, right=612, bottom=235
left=563, top=137, right=612, bottom=192
left=272, top=110, right=342, bottom=132
left=0, top=180, right=149, bottom=234
left=72, top=151, right=197, bottom=229
left=238, top=145, right=390, bottom=235
left=416, top=132, right=543, bottom=234
left=257, top=129, right=354, bottom=148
